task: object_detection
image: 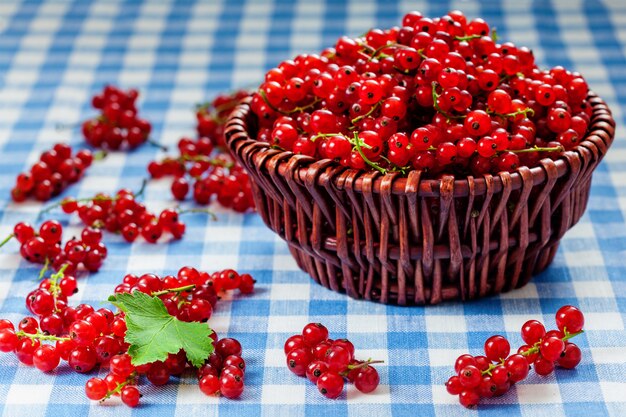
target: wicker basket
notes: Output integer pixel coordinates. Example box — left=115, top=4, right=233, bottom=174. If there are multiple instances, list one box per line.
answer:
left=225, top=93, right=615, bottom=305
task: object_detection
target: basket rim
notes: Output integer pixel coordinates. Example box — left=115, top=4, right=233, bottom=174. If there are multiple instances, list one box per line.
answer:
left=225, top=92, right=615, bottom=198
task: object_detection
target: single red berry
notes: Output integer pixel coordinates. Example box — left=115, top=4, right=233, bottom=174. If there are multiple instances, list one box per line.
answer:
left=555, top=305, right=585, bottom=334
left=317, top=371, right=344, bottom=399
left=484, top=335, right=510, bottom=362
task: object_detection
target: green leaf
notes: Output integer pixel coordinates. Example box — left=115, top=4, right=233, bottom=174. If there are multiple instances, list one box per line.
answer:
left=108, top=292, right=213, bottom=368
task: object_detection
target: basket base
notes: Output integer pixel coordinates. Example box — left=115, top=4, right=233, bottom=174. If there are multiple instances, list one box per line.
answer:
left=287, top=242, right=559, bottom=306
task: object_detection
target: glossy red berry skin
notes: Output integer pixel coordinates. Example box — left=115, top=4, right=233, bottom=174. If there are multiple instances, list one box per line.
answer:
left=484, top=335, right=510, bottom=362
left=521, top=320, right=546, bottom=345
left=286, top=348, right=312, bottom=376
left=354, top=365, right=379, bottom=393
left=121, top=386, right=141, bottom=407
left=219, top=373, right=244, bottom=399
left=32, top=345, right=60, bottom=372
left=317, top=372, right=344, bottom=399
left=459, top=365, right=482, bottom=388
left=302, top=323, right=329, bottom=347
left=199, top=374, right=220, bottom=396
left=557, top=343, right=582, bottom=369
left=85, top=378, right=108, bottom=400
left=555, top=305, right=585, bottom=334
left=540, top=337, right=565, bottom=362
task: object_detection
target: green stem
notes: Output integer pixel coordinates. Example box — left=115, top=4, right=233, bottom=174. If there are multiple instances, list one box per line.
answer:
left=0, top=234, right=14, bottom=249
left=93, top=150, right=108, bottom=161
left=16, top=330, right=70, bottom=343
left=177, top=207, right=217, bottom=221
left=351, top=102, right=381, bottom=125
left=431, top=82, right=466, bottom=121
left=100, top=373, right=137, bottom=402
left=38, top=258, right=50, bottom=280
left=147, top=138, right=169, bottom=152
left=40, top=179, right=147, bottom=217
left=151, top=284, right=196, bottom=297
left=351, top=132, right=387, bottom=175
left=481, top=330, right=584, bottom=376
left=310, top=133, right=344, bottom=142
left=180, top=155, right=234, bottom=169
left=259, top=90, right=320, bottom=115
left=340, top=358, right=385, bottom=377
left=508, top=145, right=564, bottom=154
left=455, top=34, right=482, bottom=41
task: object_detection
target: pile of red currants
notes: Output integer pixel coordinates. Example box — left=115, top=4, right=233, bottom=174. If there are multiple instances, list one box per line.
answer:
left=285, top=323, right=381, bottom=399
left=251, top=10, right=591, bottom=177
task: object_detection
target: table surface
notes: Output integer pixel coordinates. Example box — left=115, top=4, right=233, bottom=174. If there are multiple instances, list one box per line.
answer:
left=0, top=0, right=625, bottom=416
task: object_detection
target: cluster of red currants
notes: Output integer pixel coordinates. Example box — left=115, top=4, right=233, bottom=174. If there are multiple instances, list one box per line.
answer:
left=0, top=265, right=122, bottom=377
left=113, top=267, right=255, bottom=321
left=147, top=89, right=255, bottom=213
left=0, top=266, right=254, bottom=408
left=446, top=305, right=585, bottom=408
left=196, top=90, right=251, bottom=148
left=197, top=337, right=245, bottom=399
left=148, top=136, right=254, bottom=212
left=284, top=323, right=381, bottom=399
left=81, top=85, right=152, bottom=150
left=2, top=221, right=107, bottom=274
left=251, top=10, right=591, bottom=177
left=58, top=187, right=188, bottom=243
left=11, top=143, right=95, bottom=202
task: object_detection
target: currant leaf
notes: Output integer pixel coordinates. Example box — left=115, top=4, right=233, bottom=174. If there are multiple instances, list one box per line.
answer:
left=108, top=291, right=213, bottom=368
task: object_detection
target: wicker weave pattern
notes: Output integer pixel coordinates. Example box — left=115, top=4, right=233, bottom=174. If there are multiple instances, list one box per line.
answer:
left=225, top=94, right=615, bottom=305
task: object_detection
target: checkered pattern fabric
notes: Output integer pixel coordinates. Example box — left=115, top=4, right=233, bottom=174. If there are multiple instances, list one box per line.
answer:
left=0, top=0, right=624, bottom=416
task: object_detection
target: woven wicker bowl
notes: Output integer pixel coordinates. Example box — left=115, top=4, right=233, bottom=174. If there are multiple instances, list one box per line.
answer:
left=225, top=93, right=615, bottom=305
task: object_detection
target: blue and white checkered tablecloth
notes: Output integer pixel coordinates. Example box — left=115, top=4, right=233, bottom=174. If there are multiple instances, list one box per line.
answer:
left=0, top=0, right=625, bottom=416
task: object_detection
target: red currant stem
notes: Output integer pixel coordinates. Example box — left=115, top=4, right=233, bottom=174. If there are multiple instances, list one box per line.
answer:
left=351, top=102, right=381, bottom=125
left=290, top=98, right=321, bottom=114
left=55, top=122, right=80, bottom=131
left=147, top=138, right=169, bottom=152
left=93, top=150, right=108, bottom=161
left=417, top=48, right=427, bottom=59
left=431, top=82, right=466, bottom=121
left=179, top=154, right=235, bottom=169
left=100, top=372, right=137, bottom=402
left=480, top=329, right=584, bottom=376
left=132, top=178, right=148, bottom=200
left=310, top=132, right=343, bottom=142
left=38, top=257, right=50, bottom=280
left=351, top=132, right=387, bottom=175
left=15, top=330, right=70, bottom=343
left=507, top=145, right=564, bottom=154
left=491, top=28, right=499, bottom=42
left=455, top=34, right=482, bottom=41
left=151, top=284, right=196, bottom=297
left=177, top=207, right=218, bottom=221
left=356, top=39, right=376, bottom=53
left=0, top=234, right=14, bottom=249
left=367, top=42, right=411, bottom=61
left=347, top=359, right=385, bottom=370
left=48, top=263, right=69, bottom=300
left=489, top=107, right=535, bottom=119
left=258, top=90, right=320, bottom=115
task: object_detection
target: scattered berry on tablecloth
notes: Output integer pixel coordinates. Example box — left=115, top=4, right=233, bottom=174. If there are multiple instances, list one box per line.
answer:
left=284, top=323, right=382, bottom=399
left=81, top=85, right=155, bottom=150
left=250, top=10, right=592, bottom=177
left=11, top=143, right=99, bottom=202
left=0, top=220, right=107, bottom=274
left=445, top=305, right=585, bottom=408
